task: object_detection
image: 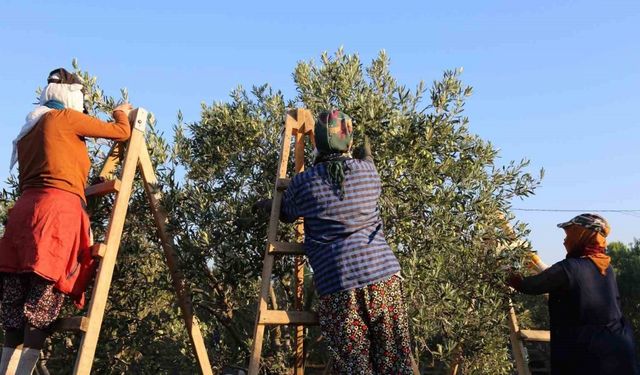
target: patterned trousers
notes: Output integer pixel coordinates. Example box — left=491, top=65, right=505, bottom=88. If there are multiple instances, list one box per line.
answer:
left=0, top=273, right=65, bottom=330
left=318, top=275, right=414, bottom=375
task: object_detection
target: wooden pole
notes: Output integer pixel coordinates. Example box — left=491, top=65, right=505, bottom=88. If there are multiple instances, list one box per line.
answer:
left=97, top=141, right=126, bottom=180
left=508, top=304, right=531, bottom=375
left=138, top=142, right=213, bottom=375
left=248, top=111, right=296, bottom=375
left=293, top=109, right=307, bottom=375
left=73, top=109, right=147, bottom=375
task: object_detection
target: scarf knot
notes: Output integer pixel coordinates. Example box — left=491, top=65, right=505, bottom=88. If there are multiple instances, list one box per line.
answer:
left=315, top=153, right=350, bottom=200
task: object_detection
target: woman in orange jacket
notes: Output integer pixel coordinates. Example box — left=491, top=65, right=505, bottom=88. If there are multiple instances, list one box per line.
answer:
left=0, top=68, right=132, bottom=374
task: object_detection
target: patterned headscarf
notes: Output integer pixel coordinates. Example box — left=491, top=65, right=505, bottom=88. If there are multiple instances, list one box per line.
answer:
left=557, top=213, right=611, bottom=237
left=559, top=213, right=611, bottom=275
left=315, top=110, right=353, bottom=154
left=314, top=110, right=353, bottom=199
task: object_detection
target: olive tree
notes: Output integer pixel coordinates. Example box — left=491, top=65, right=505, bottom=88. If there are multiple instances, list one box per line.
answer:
left=1, top=51, right=541, bottom=374
left=171, top=48, right=541, bottom=374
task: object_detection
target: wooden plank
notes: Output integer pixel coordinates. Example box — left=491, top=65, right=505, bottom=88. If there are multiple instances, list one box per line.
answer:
left=268, top=112, right=295, bottom=242
left=55, top=316, right=89, bottom=332
left=292, top=108, right=315, bottom=136
left=508, top=304, right=531, bottom=375
left=97, top=142, right=126, bottom=181
left=293, top=121, right=305, bottom=375
left=90, top=243, right=107, bottom=258
left=248, top=111, right=296, bottom=375
left=499, top=213, right=547, bottom=373
left=293, top=114, right=307, bottom=375
left=248, top=255, right=274, bottom=374
left=519, top=329, right=550, bottom=342
left=73, top=108, right=148, bottom=375
left=305, top=110, right=316, bottom=149
left=269, top=241, right=305, bottom=255
left=258, top=311, right=319, bottom=325
left=269, top=282, right=282, bottom=347
left=289, top=108, right=303, bottom=132
left=85, top=179, right=121, bottom=197
left=138, top=141, right=213, bottom=375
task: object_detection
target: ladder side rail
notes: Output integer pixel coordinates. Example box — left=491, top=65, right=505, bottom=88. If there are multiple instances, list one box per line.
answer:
left=137, top=141, right=214, bottom=375
left=497, top=214, right=548, bottom=374
left=73, top=108, right=148, bottom=375
left=248, top=111, right=296, bottom=375
left=97, top=141, right=126, bottom=181
left=293, top=109, right=308, bottom=375
left=268, top=112, right=296, bottom=244
left=508, top=303, right=532, bottom=375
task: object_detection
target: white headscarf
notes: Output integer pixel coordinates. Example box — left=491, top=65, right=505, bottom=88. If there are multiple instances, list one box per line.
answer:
left=10, top=83, right=84, bottom=170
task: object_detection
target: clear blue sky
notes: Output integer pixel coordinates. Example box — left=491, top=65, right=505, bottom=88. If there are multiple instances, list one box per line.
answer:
left=1, top=0, right=639, bottom=263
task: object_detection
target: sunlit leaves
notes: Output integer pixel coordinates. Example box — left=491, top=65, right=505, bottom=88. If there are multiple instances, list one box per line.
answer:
left=0, top=51, right=542, bottom=374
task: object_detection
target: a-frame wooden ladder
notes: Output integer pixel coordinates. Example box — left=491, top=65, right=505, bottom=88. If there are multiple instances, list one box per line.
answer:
left=508, top=253, right=551, bottom=375
left=55, top=108, right=213, bottom=374
left=248, top=109, right=326, bottom=375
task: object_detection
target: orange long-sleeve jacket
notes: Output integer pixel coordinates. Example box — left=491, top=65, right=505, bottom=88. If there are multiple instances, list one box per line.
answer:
left=17, top=109, right=131, bottom=202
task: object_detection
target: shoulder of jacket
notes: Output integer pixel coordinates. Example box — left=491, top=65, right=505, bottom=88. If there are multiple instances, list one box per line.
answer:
left=60, top=108, right=85, bottom=118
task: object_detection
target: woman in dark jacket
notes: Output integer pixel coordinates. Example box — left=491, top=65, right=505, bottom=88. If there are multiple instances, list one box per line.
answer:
left=510, top=213, right=639, bottom=374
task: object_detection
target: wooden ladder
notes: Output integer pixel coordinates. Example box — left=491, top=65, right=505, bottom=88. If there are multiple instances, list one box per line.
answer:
left=248, top=108, right=327, bottom=375
left=508, top=253, right=551, bottom=375
left=54, top=108, right=213, bottom=374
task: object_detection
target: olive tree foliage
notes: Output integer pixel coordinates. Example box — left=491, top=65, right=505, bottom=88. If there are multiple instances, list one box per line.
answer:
left=0, top=51, right=542, bottom=374
left=609, top=240, right=640, bottom=347
left=170, top=81, right=299, bottom=373
left=171, top=48, right=542, bottom=374
left=0, top=61, right=197, bottom=374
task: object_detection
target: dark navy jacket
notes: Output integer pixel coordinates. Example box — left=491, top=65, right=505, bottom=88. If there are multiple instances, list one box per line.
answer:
left=519, top=258, right=638, bottom=375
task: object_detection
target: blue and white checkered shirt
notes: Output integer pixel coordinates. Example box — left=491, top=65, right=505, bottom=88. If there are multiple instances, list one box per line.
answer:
left=281, top=158, right=401, bottom=296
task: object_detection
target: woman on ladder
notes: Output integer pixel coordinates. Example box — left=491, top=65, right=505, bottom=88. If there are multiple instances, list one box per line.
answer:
left=509, top=213, right=639, bottom=374
left=256, top=110, right=416, bottom=374
left=0, top=68, right=132, bottom=375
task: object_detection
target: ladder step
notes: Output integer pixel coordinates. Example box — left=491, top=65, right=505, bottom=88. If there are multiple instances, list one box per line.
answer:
left=85, top=179, right=121, bottom=197
left=54, top=316, right=89, bottom=332
left=91, top=243, right=107, bottom=258
left=519, top=329, right=550, bottom=342
left=276, top=178, right=290, bottom=191
left=258, top=310, right=319, bottom=325
left=269, top=241, right=305, bottom=255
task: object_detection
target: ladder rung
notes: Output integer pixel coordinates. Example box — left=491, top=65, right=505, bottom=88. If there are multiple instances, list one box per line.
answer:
left=276, top=178, right=290, bottom=191
left=91, top=243, right=107, bottom=258
left=258, top=310, right=319, bottom=325
left=54, top=316, right=89, bottom=332
left=269, top=241, right=305, bottom=255
left=519, top=329, right=550, bottom=342
left=85, top=179, right=121, bottom=197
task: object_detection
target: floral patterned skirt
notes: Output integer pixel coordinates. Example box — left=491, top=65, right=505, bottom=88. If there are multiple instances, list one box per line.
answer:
left=0, top=273, right=65, bottom=330
left=318, top=275, right=414, bottom=375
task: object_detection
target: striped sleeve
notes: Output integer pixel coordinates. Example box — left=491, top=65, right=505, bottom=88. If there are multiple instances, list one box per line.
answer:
left=280, top=177, right=301, bottom=223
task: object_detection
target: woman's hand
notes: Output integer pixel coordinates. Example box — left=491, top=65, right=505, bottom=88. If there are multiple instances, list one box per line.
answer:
left=113, top=103, right=133, bottom=116
left=353, top=136, right=372, bottom=160
left=252, top=199, right=272, bottom=216
left=506, top=272, right=524, bottom=290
